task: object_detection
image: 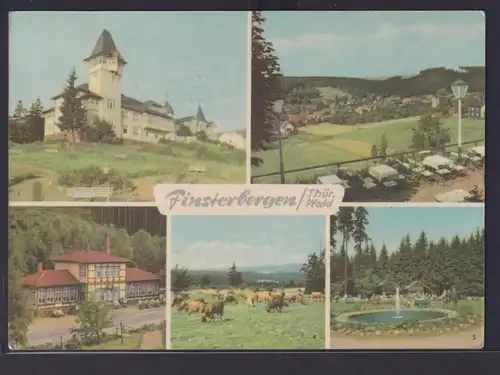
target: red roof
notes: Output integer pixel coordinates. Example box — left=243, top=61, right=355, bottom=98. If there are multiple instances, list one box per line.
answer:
left=51, top=250, right=129, bottom=264
left=125, top=268, right=161, bottom=282
left=23, top=270, right=81, bottom=288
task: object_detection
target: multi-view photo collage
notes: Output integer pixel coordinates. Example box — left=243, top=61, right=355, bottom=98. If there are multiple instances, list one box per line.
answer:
left=8, top=11, right=484, bottom=351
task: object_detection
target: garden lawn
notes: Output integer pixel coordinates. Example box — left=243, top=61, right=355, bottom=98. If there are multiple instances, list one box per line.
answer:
left=252, top=116, right=485, bottom=183
left=172, top=295, right=325, bottom=349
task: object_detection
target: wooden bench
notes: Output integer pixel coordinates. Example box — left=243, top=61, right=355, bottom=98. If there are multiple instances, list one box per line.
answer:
left=67, top=186, right=113, bottom=200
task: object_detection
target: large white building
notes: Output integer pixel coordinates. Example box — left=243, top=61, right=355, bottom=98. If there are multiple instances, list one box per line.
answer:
left=43, top=29, right=218, bottom=143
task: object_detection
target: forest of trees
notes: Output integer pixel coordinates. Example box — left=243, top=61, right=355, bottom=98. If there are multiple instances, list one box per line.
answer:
left=281, top=66, right=485, bottom=98
left=172, top=252, right=325, bottom=294
left=8, top=207, right=167, bottom=347
left=330, top=207, right=484, bottom=298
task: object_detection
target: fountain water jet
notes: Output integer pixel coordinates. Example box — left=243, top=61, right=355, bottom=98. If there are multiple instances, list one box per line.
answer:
left=393, top=287, right=402, bottom=319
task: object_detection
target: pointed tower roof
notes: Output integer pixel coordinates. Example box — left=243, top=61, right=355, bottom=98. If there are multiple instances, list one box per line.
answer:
left=196, top=106, right=207, bottom=123
left=84, top=29, right=123, bottom=62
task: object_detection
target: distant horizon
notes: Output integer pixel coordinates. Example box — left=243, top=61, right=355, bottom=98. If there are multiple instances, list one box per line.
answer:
left=281, top=65, right=485, bottom=80
left=263, top=11, right=485, bottom=77
left=172, top=215, right=325, bottom=270
left=180, top=262, right=305, bottom=272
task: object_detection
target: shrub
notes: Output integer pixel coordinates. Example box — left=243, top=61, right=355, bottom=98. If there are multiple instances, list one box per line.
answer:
left=58, top=166, right=135, bottom=191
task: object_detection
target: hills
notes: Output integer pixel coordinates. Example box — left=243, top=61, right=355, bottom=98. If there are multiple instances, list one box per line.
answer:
left=186, top=263, right=305, bottom=285
left=281, top=66, right=485, bottom=97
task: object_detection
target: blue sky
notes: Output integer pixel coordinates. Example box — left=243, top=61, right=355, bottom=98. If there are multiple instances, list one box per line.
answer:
left=172, top=215, right=326, bottom=270
left=9, top=11, right=249, bottom=131
left=333, top=206, right=484, bottom=255
left=263, top=11, right=485, bottom=77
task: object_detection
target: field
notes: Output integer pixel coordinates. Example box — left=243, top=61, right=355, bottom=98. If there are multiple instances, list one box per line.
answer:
left=9, top=141, right=246, bottom=201
left=171, top=291, right=325, bottom=349
left=251, top=116, right=485, bottom=183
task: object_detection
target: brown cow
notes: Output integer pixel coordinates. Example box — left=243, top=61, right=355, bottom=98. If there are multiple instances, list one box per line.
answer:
left=266, top=292, right=286, bottom=313
left=224, top=295, right=239, bottom=304
left=202, top=301, right=225, bottom=322
left=187, top=300, right=206, bottom=314
left=311, top=292, right=325, bottom=302
left=247, top=295, right=257, bottom=308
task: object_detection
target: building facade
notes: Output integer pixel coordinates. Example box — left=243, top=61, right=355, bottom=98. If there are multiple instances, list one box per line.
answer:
left=469, top=101, right=485, bottom=119
left=22, top=234, right=162, bottom=314
left=43, top=29, right=217, bottom=143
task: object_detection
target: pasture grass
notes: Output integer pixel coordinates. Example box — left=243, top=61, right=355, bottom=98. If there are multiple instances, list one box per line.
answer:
left=252, top=116, right=485, bottom=183
left=171, top=294, right=325, bottom=349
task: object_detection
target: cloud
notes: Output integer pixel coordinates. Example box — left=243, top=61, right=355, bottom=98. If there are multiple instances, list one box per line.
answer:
left=174, top=240, right=306, bottom=270
left=271, top=21, right=485, bottom=54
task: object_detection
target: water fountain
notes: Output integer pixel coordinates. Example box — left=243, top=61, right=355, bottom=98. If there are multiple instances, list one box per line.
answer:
left=394, top=287, right=402, bottom=319
left=339, top=287, right=453, bottom=325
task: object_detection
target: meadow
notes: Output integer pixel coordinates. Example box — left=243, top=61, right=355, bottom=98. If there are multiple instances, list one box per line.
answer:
left=9, top=140, right=246, bottom=201
left=171, top=292, right=325, bottom=349
left=251, top=116, right=485, bottom=183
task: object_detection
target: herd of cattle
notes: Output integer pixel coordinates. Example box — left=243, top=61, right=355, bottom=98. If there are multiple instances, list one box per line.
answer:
left=172, top=289, right=325, bottom=323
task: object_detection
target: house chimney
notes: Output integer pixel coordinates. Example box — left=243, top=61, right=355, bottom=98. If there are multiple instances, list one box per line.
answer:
left=105, top=233, right=111, bottom=255
left=37, top=263, right=43, bottom=273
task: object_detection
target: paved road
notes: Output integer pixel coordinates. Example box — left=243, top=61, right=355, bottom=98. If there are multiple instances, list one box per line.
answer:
left=28, top=307, right=166, bottom=346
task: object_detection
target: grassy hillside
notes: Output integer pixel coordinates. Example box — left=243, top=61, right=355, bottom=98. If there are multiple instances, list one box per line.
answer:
left=281, top=66, right=485, bottom=96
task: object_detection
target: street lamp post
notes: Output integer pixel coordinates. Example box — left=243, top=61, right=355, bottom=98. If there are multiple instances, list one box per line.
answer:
left=450, top=79, right=469, bottom=153
left=272, top=100, right=286, bottom=184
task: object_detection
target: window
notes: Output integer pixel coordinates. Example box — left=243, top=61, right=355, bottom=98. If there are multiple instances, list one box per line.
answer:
left=107, top=99, right=115, bottom=109
left=155, top=133, right=159, bottom=139
left=133, top=113, right=139, bottom=120
left=122, top=111, right=128, bottom=119
left=132, top=126, right=138, bottom=135
left=96, top=265, right=102, bottom=278
left=123, top=126, right=128, bottom=134
left=80, top=265, right=86, bottom=279
left=145, top=132, right=149, bottom=137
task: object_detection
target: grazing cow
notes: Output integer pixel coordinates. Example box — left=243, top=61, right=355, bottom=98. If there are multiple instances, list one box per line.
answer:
left=178, top=300, right=189, bottom=311
left=224, top=295, right=239, bottom=304
left=202, top=301, right=225, bottom=322
left=187, top=300, right=206, bottom=314
left=266, top=292, right=286, bottom=313
left=172, top=296, right=184, bottom=307
left=311, top=292, right=325, bottom=302
left=247, top=295, right=257, bottom=308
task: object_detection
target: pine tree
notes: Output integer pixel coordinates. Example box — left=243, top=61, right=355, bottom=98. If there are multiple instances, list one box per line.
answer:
left=57, top=68, right=87, bottom=144
left=228, top=262, right=243, bottom=287
left=28, top=98, right=44, bottom=118
left=251, top=11, right=283, bottom=151
left=13, top=100, right=27, bottom=119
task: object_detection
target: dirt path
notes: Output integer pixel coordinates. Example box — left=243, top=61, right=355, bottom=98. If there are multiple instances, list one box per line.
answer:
left=140, top=331, right=163, bottom=349
left=330, top=326, right=484, bottom=349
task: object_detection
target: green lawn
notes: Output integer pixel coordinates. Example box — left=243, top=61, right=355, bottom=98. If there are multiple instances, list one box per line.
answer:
left=342, top=117, right=485, bottom=153
left=171, top=295, right=325, bottom=349
left=9, top=141, right=245, bottom=180
left=252, top=117, right=485, bottom=183
left=9, top=141, right=246, bottom=201
left=80, top=332, right=144, bottom=350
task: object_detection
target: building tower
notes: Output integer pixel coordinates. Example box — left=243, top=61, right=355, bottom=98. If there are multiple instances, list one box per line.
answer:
left=84, top=29, right=127, bottom=135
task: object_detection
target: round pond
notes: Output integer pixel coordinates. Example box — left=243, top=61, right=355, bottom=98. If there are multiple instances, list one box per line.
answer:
left=348, top=310, right=448, bottom=324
